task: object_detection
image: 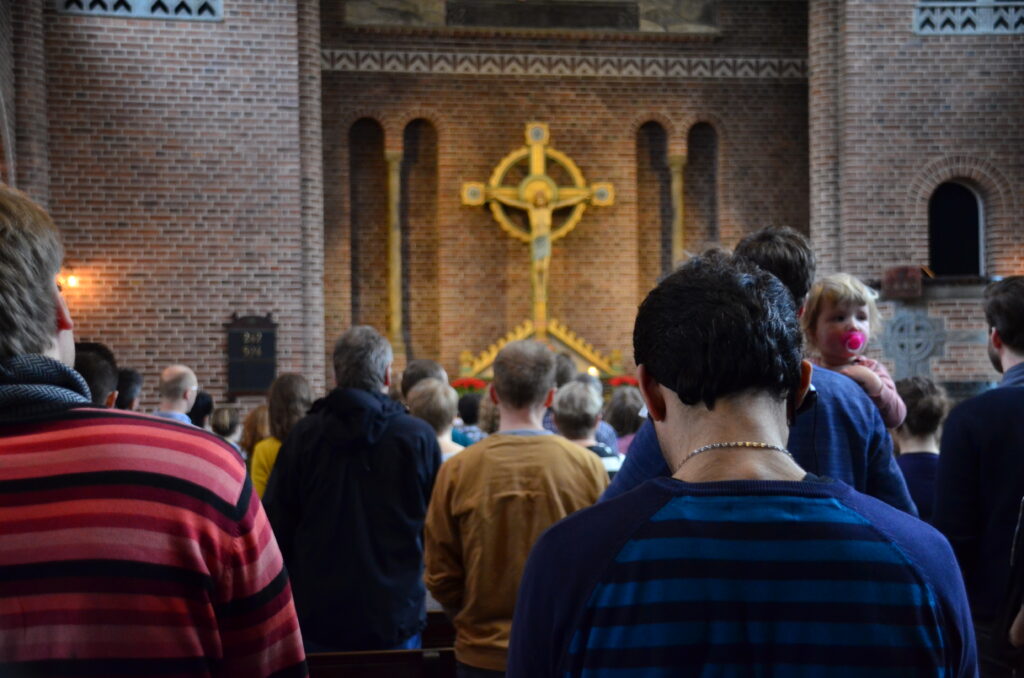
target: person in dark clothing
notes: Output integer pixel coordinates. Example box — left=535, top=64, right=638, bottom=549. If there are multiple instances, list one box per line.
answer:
left=603, top=227, right=916, bottom=516
left=263, top=325, right=442, bottom=653
left=934, top=276, right=1024, bottom=676
left=893, top=376, right=949, bottom=524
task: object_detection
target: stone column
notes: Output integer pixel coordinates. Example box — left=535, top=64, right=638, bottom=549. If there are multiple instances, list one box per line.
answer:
left=808, top=0, right=845, bottom=273
left=296, top=0, right=326, bottom=392
left=12, top=0, right=49, bottom=205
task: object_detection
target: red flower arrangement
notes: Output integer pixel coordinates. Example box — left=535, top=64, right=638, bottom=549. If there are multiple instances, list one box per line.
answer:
left=608, top=375, right=639, bottom=387
left=451, top=377, right=489, bottom=394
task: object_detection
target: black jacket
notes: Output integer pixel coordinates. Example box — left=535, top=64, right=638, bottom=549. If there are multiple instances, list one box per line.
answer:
left=263, top=387, right=442, bottom=650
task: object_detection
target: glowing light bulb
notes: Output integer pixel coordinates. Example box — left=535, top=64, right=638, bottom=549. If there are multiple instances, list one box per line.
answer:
left=586, top=366, right=600, bottom=377
left=66, top=275, right=79, bottom=288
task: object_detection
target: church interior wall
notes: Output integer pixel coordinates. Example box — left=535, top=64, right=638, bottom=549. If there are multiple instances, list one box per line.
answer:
left=30, top=1, right=318, bottom=410
left=323, top=0, right=810, bottom=375
left=0, top=0, right=14, bottom=186
left=812, top=0, right=1023, bottom=387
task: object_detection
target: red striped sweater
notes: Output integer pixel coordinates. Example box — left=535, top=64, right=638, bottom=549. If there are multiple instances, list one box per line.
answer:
left=0, top=406, right=307, bottom=677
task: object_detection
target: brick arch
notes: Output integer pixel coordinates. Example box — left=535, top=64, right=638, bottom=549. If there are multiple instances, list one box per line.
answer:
left=341, top=112, right=390, bottom=149
left=629, top=113, right=677, bottom=147
left=397, top=111, right=447, bottom=142
left=678, top=113, right=728, bottom=154
left=908, top=155, right=1015, bottom=275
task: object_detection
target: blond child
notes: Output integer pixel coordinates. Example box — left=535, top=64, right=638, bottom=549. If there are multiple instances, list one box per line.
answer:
left=802, top=273, right=907, bottom=428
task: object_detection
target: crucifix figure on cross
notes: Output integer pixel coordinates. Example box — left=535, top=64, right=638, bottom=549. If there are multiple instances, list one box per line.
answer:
left=462, top=122, right=614, bottom=338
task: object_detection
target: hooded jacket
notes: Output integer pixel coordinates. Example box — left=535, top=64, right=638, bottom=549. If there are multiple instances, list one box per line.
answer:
left=263, top=387, right=442, bottom=650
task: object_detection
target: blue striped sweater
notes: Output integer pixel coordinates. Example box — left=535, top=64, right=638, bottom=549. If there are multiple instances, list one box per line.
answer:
left=508, top=476, right=976, bottom=678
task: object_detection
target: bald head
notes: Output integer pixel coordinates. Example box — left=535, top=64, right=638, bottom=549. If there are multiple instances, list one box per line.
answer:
left=159, top=364, right=199, bottom=413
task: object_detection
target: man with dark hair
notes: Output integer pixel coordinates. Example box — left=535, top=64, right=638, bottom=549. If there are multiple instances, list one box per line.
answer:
left=934, top=276, right=1024, bottom=674
left=264, top=325, right=442, bottom=652
left=73, top=344, right=118, bottom=407
left=604, top=226, right=916, bottom=515
left=0, top=186, right=305, bottom=675
left=425, top=340, right=607, bottom=677
left=188, top=390, right=214, bottom=429
left=115, top=367, right=143, bottom=411
left=508, top=252, right=975, bottom=677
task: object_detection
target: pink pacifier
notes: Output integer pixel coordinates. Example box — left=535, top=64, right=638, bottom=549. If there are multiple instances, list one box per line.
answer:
left=844, top=331, right=866, bottom=352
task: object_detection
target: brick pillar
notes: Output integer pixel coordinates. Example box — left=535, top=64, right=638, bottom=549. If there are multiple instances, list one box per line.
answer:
left=12, top=0, right=49, bottom=205
left=808, top=0, right=844, bottom=273
left=297, top=0, right=327, bottom=393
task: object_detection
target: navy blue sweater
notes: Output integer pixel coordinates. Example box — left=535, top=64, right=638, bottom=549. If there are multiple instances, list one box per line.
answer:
left=509, top=476, right=976, bottom=677
left=934, top=363, right=1024, bottom=623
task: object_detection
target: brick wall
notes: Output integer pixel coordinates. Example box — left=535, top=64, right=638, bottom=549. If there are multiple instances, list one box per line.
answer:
left=322, top=0, right=810, bottom=376
left=32, top=0, right=325, bottom=412
left=808, top=0, right=1022, bottom=384
left=0, top=0, right=13, bottom=186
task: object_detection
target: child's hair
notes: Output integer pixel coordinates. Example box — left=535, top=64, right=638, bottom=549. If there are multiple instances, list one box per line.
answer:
left=895, top=376, right=950, bottom=437
left=801, top=273, right=882, bottom=352
left=407, top=378, right=459, bottom=435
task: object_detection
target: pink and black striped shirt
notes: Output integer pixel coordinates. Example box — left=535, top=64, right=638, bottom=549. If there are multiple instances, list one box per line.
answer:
left=0, top=406, right=307, bottom=677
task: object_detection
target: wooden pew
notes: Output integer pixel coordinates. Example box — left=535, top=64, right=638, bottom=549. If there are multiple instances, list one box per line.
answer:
left=307, top=612, right=458, bottom=678
left=306, top=648, right=455, bottom=678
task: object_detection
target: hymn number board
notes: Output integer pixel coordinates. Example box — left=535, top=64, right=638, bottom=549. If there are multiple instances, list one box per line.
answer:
left=225, top=314, right=277, bottom=396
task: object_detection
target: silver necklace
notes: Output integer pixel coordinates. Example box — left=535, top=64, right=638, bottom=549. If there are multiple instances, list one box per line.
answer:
left=678, top=441, right=793, bottom=470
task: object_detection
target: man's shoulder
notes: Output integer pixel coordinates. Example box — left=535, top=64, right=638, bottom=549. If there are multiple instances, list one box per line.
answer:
left=950, top=383, right=1024, bottom=419
left=1, top=408, right=248, bottom=498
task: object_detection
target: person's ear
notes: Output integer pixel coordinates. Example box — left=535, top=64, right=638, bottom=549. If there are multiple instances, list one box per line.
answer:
left=489, top=384, right=499, bottom=405
left=383, top=365, right=392, bottom=387
left=787, top=360, right=814, bottom=425
left=637, top=364, right=667, bottom=422
left=992, top=327, right=1004, bottom=351
left=104, top=390, right=119, bottom=409
left=54, top=286, right=74, bottom=332
left=543, top=387, right=555, bottom=409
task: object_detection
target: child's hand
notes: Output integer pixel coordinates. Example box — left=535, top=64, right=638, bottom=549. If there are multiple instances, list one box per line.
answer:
left=838, top=364, right=884, bottom=398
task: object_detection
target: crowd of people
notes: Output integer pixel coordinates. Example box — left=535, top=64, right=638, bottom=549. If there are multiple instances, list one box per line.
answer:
left=2, top=183, right=1024, bottom=677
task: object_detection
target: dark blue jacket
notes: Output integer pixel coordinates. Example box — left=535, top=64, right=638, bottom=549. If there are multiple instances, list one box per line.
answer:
left=602, top=366, right=917, bottom=515
left=264, top=387, right=442, bottom=650
left=934, top=362, right=1024, bottom=623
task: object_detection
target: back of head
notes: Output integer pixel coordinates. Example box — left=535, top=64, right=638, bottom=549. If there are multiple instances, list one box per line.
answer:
left=115, top=369, right=144, bottom=410
left=493, top=340, right=556, bottom=409
left=333, top=325, right=393, bottom=392
left=159, top=365, right=198, bottom=402
left=268, top=373, right=314, bottom=441
left=74, top=349, right=118, bottom=407
left=801, top=273, right=881, bottom=350
left=634, top=251, right=803, bottom=409
left=407, top=377, right=459, bottom=435
left=985, top=276, right=1024, bottom=354
left=401, top=359, right=447, bottom=399
left=553, top=381, right=603, bottom=440
left=895, top=376, right=949, bottom=437
left=572, top=372, right=604, bottom=397
left=458, top=392, right=483, bottom=425
left=211, top=406, right=241, bottom=439
left=240, top=404, right=270, bottom=456
left=605, top=385, right=645, bottom=437
left=554, top=352, right=577, bottom=387
left=188, top=391, right=214, bottom=427
left=0, top=186, right=64, bottom=361
left=733, top=226, right=815, bottom=304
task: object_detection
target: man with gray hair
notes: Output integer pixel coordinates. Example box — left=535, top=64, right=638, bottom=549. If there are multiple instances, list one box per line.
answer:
left=264, top=325, right=442, bottom=652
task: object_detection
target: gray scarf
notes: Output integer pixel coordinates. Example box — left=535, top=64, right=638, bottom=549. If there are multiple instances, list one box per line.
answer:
left=0, top=354, right=91, bottom=421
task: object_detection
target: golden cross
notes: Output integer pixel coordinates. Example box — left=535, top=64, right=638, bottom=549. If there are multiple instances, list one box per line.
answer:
left=462, top=122, right=614, bottom=338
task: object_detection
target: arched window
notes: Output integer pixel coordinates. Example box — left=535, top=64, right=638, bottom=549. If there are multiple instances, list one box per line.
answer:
left=635, top=121, right=672, bottom=287
left=928, top=181, right=983, bottom=276
left=348, top=118, right=388, bottom=325
left=684, top=122, right=718, bottom=250
left=401, top=119, right=439, bottom=360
